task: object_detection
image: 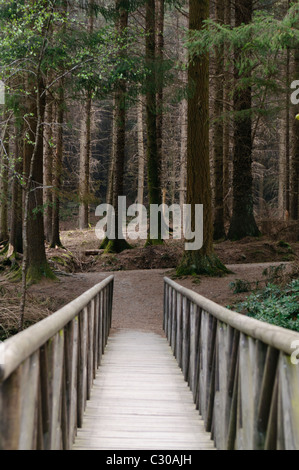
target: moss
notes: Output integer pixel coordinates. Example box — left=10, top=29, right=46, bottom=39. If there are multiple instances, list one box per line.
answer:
left=99, top=237, right=109, bottom=249
left=144, top=237, right=164, bottom=247
left=26, top=262, right=57, bottom=285
left=277, top=240, right=291, bottom=249
left=176, top=252, right=231, bottom=277
left=104, top=239, right=132, bottom=254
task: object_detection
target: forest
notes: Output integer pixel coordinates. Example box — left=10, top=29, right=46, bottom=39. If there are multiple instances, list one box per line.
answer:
left=0, top=0, right=299, bottom=337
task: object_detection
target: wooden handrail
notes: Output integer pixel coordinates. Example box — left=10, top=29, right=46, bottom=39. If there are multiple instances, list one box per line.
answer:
left=164, top=277, right=299, bottom=450
left=0, top=275, right=114, bottom=450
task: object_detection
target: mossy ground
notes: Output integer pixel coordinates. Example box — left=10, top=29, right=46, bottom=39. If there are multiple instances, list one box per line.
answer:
left=176, top=252, right=231, bottom=277
left=9, top=262, right=57, bottom=285
left=103, top=238, right=132, bottom=254
left=144, top=237, right=164, bottom=247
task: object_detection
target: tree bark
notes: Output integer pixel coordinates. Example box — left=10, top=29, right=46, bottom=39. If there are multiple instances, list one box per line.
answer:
left=79, top=1, right=94, bottom=229
left=213, top=0, right=226, bottom=240
left=0, top=111, right=9, bottom=243
left=145, top=0, right=163, bottom=245
left=104, top=1, right=131, bottom=253
left=227, top=0, right=260, bottom=240
left=79, top=93, right=92, bottom=229
left=137, top=94, right=145, bottom=206
left=9, top=123, right=23, bottom=255
left=50, top=87, right=63, bottom=248
left=177, top=0, right=228, bottom=276
left=22, top=75, right=53, bottom=284
left=156, top=0, right=164, bottom=197
left=43, top=89, right=53, bottom=242
left=106, top=95, right=117, bottom=206
left=178, top=11, right=188, bottom=211
left=290, top=48, right=299, bottom=220
left=223, top=0, right=232, bottom=224
left=285, top=0, right=291, bottom=217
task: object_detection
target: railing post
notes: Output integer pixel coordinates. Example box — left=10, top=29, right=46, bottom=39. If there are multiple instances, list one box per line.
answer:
left=182, top=297, right=190, bottom=383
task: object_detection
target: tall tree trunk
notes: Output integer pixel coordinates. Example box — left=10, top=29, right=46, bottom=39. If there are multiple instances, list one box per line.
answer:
left=79, top=93, right=92, bottom=229
left=285, top=0, right=291, bottom=218
left=223, top=0, right=232, bottom=224
left=145, top=0, right=163, bottom=245
left=43, top=89, right=53, bottom=242
left=0, top=111, right=9, bottom=243
left=177, top=0, right=228, bottom=276
left=137, top=95, right=145, bottom=206
left=278, top=109, right=286, bottom=219
left=291, top=48, right=299, bottom=220
left=22, top=75, right=53, bottom=284
left=179, top=97, right=187, bottom=210
left=104, top=1, right=131, bottom=253
left=178, top=11, right=188, bottom=211
left=8, top=123, right=23, bottom=255
left=156, top=0, right=164, bottom=195
left=227, top=0, right=260, bottom=240
left=50, top=87, right=63, bottom=248
left=106, top=95, right=116, bottom=206
left=79, top=1, right=94, bottom=229
left=213, top=0, right=226, bottom=240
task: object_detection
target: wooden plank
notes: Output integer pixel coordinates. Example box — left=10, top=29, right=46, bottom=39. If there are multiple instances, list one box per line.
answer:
left=64, top=318, right=79, bottom=447
left=73, top=330, right=214, bottom=451
left=175, top=292, right=182, bottom=367
left=257, top=346, right=279, bottom=448
left=0, top=367, right=22, bottom=450
left=278, top=352, right=299, bottom=450
left=264, top=374, right=278, bottom=450
left=170, top=288, right=177, bottom=355
left=97, top=291, right=103, bottom=366
left=226, top=354, right=239, bottom=450
left=77, top=307, right=88, bottom=427
left=48, top=331, right=64, bottom=450
left=18, top=351, right=40, bottom=450
left=213, top=322, right=232, bottom=449
left=39, top=345, right=50, bottom=448
left=182, top=297, right=190, bottom=383
left=87, top=304, right=94, bottom=400
left=92, top=298, right=98, bottom=377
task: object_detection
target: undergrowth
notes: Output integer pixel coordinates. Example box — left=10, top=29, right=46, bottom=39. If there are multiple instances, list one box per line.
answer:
left=230, top=279, right=299, bottom=332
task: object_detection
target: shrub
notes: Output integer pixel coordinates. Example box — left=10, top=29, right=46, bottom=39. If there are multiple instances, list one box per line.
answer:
left=230, top=280, right=299, bottom=332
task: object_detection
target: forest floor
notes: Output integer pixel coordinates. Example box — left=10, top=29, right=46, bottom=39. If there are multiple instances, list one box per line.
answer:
left=0, top=220, right=299, bottom=339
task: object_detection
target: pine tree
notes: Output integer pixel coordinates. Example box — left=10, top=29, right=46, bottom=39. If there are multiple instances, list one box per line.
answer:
left=177, top=0, right=228, bottom=276
left=227, top=0, right=260, bottom=240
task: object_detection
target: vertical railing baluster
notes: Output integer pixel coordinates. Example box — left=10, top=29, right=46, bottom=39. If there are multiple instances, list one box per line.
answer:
left=102, top=288, right=107, bottom=354
left=77, top=307, right=88, bottom=427
left=98, top=291, right=103, bottom=366
left=182, top=297, right=190, bottom=382
left=171, top=287, right=177, bottom=354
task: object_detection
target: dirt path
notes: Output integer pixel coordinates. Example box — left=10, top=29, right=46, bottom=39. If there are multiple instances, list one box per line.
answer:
left=30, top=262, right=290, bottom=336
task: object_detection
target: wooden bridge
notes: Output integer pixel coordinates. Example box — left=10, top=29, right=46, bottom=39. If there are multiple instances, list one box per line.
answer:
left=0, top=274, right=299, bottom=450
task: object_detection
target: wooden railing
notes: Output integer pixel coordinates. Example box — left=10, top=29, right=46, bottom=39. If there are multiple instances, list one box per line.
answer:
left=164, top=277, right=299, bottom=450
left=0, top=275, right=114, bottom=450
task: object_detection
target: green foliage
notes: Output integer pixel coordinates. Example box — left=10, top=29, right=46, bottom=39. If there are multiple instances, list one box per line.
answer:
left=277, top=240, right=292, bottom=250
left=231, top=280, right=299, bottom=332
left=0, top=0, right=148, bottom=109
left=186, top=4, right=299, bottom=119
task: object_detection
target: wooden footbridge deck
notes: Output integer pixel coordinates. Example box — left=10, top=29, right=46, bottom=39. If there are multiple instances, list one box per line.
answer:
left=1, top=274, right=299, bottom=450
left=73, top=330, right=214, bottom=450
